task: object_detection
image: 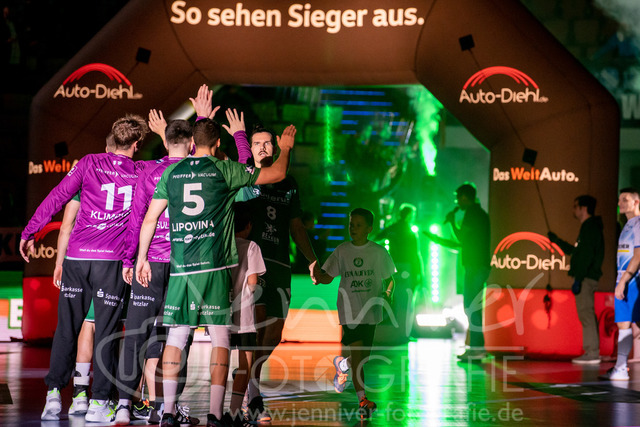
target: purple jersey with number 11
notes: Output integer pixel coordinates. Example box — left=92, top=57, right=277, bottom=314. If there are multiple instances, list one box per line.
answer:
left=123, top=157, right=182, bottom=268
left=22, top=152, right=142, bottom=261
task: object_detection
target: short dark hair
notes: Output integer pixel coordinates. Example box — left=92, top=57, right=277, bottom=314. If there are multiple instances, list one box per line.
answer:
left=575, top=194, right=597, bottom=215
left=193, top=118, right=221, bottom=149
left=111, top=114, right=149, bottom=149
left=250, top=124, right=276, bottom=147
left=455, top=182, right=477, bottom=200
left=350, top=208, right=374, bottom=227
left=165, top=119, right=192, bottom=146
left=234, top=202, right=252, bottom=233
left=620, top=187, right=640, bottom=199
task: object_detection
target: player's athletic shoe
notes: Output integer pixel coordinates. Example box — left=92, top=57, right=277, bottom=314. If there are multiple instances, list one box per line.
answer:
left=85, top=399, right=115, bottom=423
left=358, top=396, right=377, bottom=420
left=68, top=386, right=89, bottom=415
left=132, top=399, right=151, bottom=420
left=206, top=413, right=227, bottom=427
left=457, top=349, right=486, bottom=361
left=599, top=366, right=630, bottom=381
left=161, top=412, right=180, bottom=427
left=176, top=403, right=200, bottom=425
left=571, top=354, right=601, bottom=364
left=222, top=411, right=253, bottom=427
left=114, top=404, right=131, bottom=425
left=149, top=402, right=164, bottom=423
left=247, top=396, right=272, bottom=424
left=41, top=388, right=62, bottom=421
left=333, top=356, right=349, bottom=393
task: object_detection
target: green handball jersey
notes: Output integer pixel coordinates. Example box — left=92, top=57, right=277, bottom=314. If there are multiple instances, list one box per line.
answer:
left=154, top=156, right=260, bottom=326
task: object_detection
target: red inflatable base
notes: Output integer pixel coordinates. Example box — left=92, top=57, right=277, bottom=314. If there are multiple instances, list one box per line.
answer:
left=22, top=277, right=59, bottom=343
left=484, top=287, right=616, bottom=359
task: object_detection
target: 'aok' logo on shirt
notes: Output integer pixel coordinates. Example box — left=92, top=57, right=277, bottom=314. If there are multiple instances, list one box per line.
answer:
left=350, top=278, right=373, bottom=289
left=353, top=257, right=363, bottom=267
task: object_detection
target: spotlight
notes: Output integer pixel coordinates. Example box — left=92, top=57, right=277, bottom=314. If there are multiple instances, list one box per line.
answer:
left=523, top=148, right=537, bottom=166
left=459, top=34, right=475, bottom=51
left=136, top=47, right=151, bottom=64
left=54, top=141, right=68, bottom=158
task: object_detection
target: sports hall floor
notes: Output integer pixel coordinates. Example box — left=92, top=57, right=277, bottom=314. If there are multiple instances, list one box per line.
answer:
left=2, top=335, right=640, bottom=426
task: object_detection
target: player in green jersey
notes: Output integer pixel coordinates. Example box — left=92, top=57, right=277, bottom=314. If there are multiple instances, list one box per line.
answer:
left=135, top=123, right=296, bottom=427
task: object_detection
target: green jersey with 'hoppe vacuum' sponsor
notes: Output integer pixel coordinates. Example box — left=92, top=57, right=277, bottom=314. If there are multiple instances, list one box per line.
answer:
left=153, top=156, right=260, bottom=326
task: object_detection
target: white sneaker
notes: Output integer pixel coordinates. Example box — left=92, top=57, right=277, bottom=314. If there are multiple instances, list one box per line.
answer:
left=68, top=389, right=89, bottom=415
left=85, top=399, right=116, bottom=423
left=115, top=404, right=131, bottom=425
left=175, top=403, right=200, bottom=425
left=599, top=366, right=630, bottom=381
left=41, top=388, right=62, bottom=421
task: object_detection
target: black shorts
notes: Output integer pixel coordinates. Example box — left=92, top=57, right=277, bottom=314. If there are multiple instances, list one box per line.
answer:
left=341, top=324, right=377, bottom=348
left=144, top=325, right=167, bottom=359
left=254, top=262, right=291, bottom=319
left=230, top=332, right=257, bottom=350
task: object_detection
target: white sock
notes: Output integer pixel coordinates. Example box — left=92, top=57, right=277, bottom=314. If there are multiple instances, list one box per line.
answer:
left=616, top=328, right=633, bottom=369
left=163, top=380, right=178, bottom=415
left=247, top=379, right=260, bottom=401
left=74, top=362, right=91, bottom=387
left=339, top=357, right=350, bottom=372
left=356, top=390, right=366, bottom=401
left=209, top=385, right=225, bottom=418
left=117, top=398, right=132, bottom=409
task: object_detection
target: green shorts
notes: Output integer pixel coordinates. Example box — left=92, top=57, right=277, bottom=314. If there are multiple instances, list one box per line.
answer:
left=162, top=269, right=232, bottom=327
left=84, top=300, right=95, bottom=322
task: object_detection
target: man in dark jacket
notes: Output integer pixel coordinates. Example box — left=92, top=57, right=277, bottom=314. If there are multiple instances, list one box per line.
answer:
left=549, top=194, right=604, bottom=364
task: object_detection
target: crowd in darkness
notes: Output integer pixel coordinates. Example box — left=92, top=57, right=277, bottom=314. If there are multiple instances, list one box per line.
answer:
left=0, top=0, right=126, bottom=92
left=0, top=1, right=126, bottom=227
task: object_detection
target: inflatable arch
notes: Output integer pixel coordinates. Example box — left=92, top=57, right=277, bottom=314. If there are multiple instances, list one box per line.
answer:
left=24, top=0, right=619, bottom=353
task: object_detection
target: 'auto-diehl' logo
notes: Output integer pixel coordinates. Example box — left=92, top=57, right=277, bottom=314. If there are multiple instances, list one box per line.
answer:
left=30, top=222, right=61, bottom=259
left=492, top=231, right=568, bottom=271
left=54, top=63, right=142, bottom=100
left=460, top=66, right=549, bottom=104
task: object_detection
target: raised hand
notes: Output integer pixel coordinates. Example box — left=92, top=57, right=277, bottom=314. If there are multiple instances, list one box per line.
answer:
left=222, top=108, right=245, bottom=136
left=189, top=84, right=220, bottom=119
left=276, top=125, right=296, bottom=151
left=148, top=109, right=167, bottom=141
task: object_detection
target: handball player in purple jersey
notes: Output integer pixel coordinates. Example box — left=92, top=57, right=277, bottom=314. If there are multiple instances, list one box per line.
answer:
left=52, top=132, right=118, bottom=417
left=20, top=115, right=149, bottom=422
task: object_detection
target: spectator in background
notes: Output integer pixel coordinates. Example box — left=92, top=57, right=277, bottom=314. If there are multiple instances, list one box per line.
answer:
left=375, top=203, right=423, bottom=342
left=548, top=194, right=604, bottom=365
left=424, top=183, right=490, bottom=361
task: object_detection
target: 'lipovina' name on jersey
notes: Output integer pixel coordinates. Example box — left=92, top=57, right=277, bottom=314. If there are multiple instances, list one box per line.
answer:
left=171, top=220, right=215, bottom=244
